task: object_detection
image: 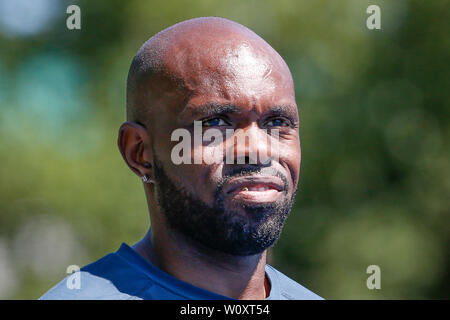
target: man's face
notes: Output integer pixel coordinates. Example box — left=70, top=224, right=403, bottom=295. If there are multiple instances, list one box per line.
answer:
left=149, top=38, right=301, bottom=256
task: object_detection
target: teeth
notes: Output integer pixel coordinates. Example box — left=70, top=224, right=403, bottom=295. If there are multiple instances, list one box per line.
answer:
left=241, top=186, right=269, bottom=191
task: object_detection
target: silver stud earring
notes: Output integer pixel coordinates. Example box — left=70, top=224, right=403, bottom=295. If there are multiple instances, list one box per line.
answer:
left=141, top=175, right=153, bottom=184
left=143, top=162, right=151, bottom=168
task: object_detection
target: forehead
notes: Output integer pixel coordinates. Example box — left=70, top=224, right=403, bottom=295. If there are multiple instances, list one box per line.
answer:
left=162, top=35, right=296, bottom=115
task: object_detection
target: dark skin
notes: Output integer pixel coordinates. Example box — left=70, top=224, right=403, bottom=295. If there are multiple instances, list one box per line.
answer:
left=118, top=17, right=301, bottom=300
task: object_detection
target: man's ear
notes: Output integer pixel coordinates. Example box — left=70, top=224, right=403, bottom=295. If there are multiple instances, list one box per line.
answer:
left=118, top=121, right=153, bottom=179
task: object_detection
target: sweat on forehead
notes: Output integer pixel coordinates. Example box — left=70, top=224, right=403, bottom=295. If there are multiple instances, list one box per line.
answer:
left=126, top=17, right=293, bottom=125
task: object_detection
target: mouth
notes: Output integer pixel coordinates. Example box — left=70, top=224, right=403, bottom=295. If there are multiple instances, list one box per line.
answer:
left=224, top=176, right=285, bottom=204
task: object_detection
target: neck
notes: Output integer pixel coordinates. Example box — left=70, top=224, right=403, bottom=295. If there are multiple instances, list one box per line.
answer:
left=132, top=226, right=270, bottom=299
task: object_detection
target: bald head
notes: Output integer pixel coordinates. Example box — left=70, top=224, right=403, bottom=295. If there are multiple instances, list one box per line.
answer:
left=126, top=17, right=294, bottom=127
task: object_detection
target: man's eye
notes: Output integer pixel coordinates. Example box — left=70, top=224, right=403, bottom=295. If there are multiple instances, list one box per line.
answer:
left=202, top=118, right=228, bottom=127
left=266, top=118, right=290, bottom=127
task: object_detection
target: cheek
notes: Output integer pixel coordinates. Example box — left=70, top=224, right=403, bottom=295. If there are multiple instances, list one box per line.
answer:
left=165, top=162, right=212, bottom=200
left=157, top=129, right=224, bottom=203
left=279, top=138, right=301, bottom=189
left=199, top=142, right=225, bottom=165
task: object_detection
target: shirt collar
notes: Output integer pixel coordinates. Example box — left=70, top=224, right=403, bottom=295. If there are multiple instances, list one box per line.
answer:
left=116, top=242, right=279, bottom=300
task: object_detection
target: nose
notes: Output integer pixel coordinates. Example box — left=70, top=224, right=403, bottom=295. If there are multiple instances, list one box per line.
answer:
left=225, top=123, right=277, bottom=165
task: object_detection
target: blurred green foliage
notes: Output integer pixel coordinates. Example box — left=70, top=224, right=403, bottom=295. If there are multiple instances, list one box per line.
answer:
left=0, top=0, right=448, bottom=299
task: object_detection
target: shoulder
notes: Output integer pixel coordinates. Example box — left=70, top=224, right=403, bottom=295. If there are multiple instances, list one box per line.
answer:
left=39, top=251, right=144, bottom=300
left=265, top=264, right=324, bottom=300
left=39, top=271, right=141, bottom=300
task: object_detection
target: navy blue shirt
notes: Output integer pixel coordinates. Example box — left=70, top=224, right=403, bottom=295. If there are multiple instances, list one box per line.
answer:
left=40, top=243, right=323, bottom=300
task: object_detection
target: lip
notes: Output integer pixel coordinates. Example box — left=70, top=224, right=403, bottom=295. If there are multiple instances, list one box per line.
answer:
left=224, top=175, right=285, bottom=195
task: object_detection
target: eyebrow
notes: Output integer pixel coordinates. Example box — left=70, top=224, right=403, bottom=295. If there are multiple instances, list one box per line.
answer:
left=178, top=103, right=240, bottom=123
left=178, top=102, right=298, bottom=123
left=266, top=105, right=298, bottom=122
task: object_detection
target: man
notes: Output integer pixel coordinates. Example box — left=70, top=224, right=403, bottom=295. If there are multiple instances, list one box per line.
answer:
left=40, top=17, right=322, bottom=300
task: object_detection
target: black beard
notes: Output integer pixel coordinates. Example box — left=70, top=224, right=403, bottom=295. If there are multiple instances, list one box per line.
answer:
left=153, top=156, right=296, bottom=256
